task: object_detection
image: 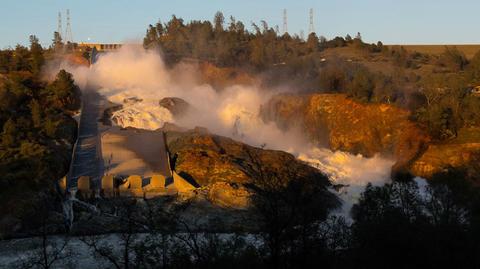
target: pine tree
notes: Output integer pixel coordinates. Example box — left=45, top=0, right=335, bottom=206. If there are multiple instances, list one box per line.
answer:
left=12, top=45, right=31, bottom=71
left=349, top=69, right=374, bottom=102
left=306, top=33, right=320, bottom=53
left=2, top=118, right=17, bottom=147
left=52, top=31, right=63, bottom=51
left=44, top=117, right=56, bottom=138
left=29, top=35, right=44, bottom=75
left=345, top=34, right=353, bottom=42
left=143, top=25, right=159, bottom=48
left=213, top=11, right=225, bottom=33
left=49, top=70, right=81, bottom=110
left=30, top=99, right=42, bottom=128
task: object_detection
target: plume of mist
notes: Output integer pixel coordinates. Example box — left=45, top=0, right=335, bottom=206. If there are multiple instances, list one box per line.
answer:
left=299, top=148, right=395, bottom=216
left=46, top=45, right=397, bottom=216
left=49, top=45, right=308, bottom=151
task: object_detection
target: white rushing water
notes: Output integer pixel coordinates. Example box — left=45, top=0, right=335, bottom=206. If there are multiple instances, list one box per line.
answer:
left=55, top=45, right=396, bottom=217
left=97, top=86, right=395, bottom=216
left=101, top=88, right=174, bottom=130
left=298, top=148, right=394, bottom=217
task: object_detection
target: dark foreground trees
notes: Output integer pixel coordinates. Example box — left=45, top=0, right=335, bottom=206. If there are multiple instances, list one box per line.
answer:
left=351, top=172, right=480, bottom=269
left=0, top=36, right=80, bottom=238
left=0, top=68, right=79, bottom=190
left=14, top=193, right=74, bottom=269
left=9, top=170, right=480, bottom=269
left=248, top=173, right=340, bottom=268
left=47, top=69, right=81, bottom=111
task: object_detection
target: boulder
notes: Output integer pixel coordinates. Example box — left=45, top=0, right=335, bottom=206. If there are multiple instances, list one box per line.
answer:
left=165, top=130, right=337, bottom=208
left=207, top=182, right=249, bottom=209
left=159, top=97, right=190, bottom=117
left=165, top=130, right=331, bottom=187
left=123, top=96, right=143, bottom=105
left=101, top=103, right=123, bottom=126
left=409, top=142, right=480, bottom=181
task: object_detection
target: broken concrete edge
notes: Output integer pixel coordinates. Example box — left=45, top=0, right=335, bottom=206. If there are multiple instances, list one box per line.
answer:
left=63, top=172, right=198, bottom=199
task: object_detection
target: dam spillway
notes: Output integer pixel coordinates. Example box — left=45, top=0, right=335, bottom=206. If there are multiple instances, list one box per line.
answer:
left=65, top=88, right=181, bottom=197
left=67, top=88, right=104, bottom=191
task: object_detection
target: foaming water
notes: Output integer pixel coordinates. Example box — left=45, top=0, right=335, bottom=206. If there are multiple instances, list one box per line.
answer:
left=50, top=46, right=398, bottom=217
left=111, top=101, right=173, bottom=130
left=98, top=87, right=174, bottom=130
left=298, top=148, right=395, bottom=217
left=298, top=148, right=394, bottom=186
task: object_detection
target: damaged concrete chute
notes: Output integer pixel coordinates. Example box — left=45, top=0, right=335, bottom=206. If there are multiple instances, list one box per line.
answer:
left=58, top=85, right=199, bottom=233
left=171, top=171, right=197, bottom=192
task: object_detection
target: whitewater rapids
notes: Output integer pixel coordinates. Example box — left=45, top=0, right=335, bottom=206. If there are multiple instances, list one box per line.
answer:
left=98, top=86, right=395, bottom=216
left=56, top=45, right=397, bottom=217
left=101, top=89, right=174, bottom=130
left=298, top=149, right=394, bottom=216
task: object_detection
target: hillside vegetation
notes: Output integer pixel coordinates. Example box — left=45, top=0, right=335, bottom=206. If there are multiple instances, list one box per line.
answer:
left=396, top=44, right=480, bottom=59
left=0, top=12, right=479, bottom=269
left=0, top=36, right=81, bottom=237
left=143, top=13, right=480, bottom=143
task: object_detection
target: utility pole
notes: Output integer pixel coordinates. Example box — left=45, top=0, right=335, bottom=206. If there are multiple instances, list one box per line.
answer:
left=57, top=12, right=63, bottom=39
left=283, top=9, right=288, bottom=34
left=65, top=9, right=73, bottom=43
left=309, top=8, right=315, bottom=34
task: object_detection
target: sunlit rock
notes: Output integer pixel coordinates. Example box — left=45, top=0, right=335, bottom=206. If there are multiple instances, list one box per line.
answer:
left=159, top=97, right=190, bottom=117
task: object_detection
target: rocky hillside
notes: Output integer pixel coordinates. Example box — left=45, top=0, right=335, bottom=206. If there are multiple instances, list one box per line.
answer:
left=197, top=62, right=257, bottom=90
left=165, top=128, right=336, bottom=207
left=409, top=128, right=480, bottom=182
left=260, top=93, right=441, bottom=178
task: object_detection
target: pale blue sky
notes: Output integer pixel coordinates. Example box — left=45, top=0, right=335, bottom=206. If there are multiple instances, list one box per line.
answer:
left=0, top=0, right=478, bottom=48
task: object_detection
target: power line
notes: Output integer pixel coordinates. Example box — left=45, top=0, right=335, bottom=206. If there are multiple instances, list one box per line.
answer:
left=309, top=8, right=315, bottom=34
left=57, top=12, right=63, bottom=39
left=65, top=9, right=73, bottom=43
left=283, top=9, right=288, bottom=34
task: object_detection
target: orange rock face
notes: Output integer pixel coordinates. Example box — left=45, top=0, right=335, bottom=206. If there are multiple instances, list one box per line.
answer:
left=207, top=182, right=250, bottom=209
left=409, top=142, right=480, bottom=179
left=261, top=93, right=432, bottom=178
left=198, top=62, right=258, bottom=90
left=165, top=130, right=333, bottom=207
left=61, top=53, right=90, bottom=66
left=166, top=130, right=327, bottom=187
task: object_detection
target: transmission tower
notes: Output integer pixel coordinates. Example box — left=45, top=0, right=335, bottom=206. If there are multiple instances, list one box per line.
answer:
left=65, top=9, right=73, bottom=43
left=309, top=8, right=315, bottom=34
left=57, top=12, right=63, bottom=39
left=283, top=9, right=288, bottom=34
left=300, top=30, right=304, bottom=41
